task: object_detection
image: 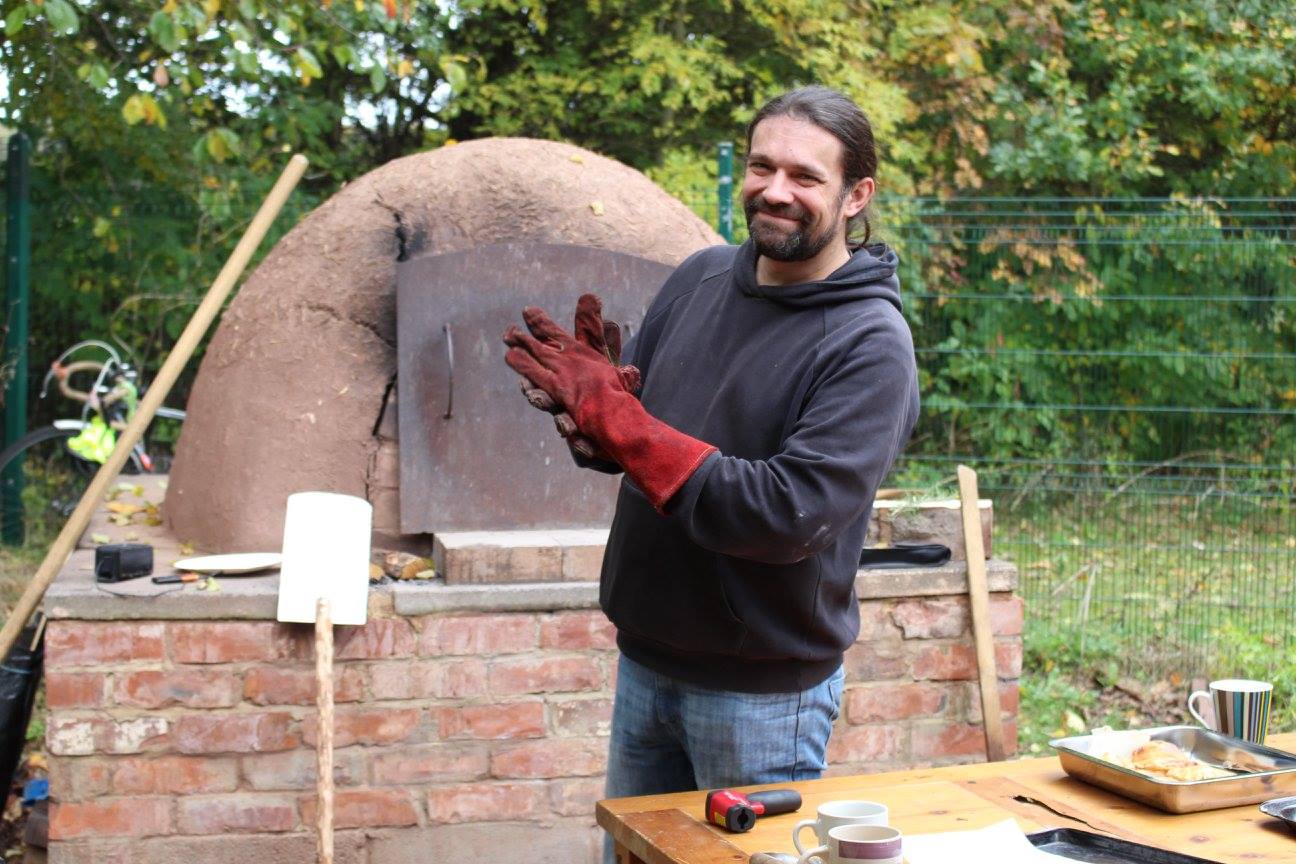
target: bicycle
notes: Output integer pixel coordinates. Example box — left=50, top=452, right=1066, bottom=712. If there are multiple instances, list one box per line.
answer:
left=0, top=340, right=186, bottom=544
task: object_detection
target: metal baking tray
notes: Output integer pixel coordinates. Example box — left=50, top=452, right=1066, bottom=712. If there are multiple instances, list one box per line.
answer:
left=1027, top=828, right=1223, bottom=863
left=1050, top=725, right=1296, bottom=813
left=1259, top=795, right=1296, bottom=833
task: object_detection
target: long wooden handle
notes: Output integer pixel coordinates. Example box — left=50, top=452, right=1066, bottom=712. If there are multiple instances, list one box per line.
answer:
left=315, top=597, right=334, bottom=864
left=0, top=154, right=309, bottom=661
left=957, top=464, right=1006, bottom=762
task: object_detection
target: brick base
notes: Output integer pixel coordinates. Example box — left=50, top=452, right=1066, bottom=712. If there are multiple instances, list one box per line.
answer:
left=44, top=588, right=1019, bottom=862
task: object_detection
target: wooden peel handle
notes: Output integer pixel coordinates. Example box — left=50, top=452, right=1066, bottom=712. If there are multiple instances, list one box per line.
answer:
left=957, top=464, right=1006, bottom=762
left=0, top=154, right=309, bottom=662
left=316, top=597, right=334, bottom=864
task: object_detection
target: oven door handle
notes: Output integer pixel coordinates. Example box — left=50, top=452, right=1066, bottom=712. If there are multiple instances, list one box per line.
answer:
left=443, top=322, right=455, bottom=420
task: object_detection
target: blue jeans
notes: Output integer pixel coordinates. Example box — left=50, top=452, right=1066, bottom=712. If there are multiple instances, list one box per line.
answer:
left=603, top=654, right=844, bottom=864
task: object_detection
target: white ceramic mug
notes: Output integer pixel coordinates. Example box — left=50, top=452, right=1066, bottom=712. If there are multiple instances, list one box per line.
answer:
left=792, top=800, right=889, bottom=854
left=1188, top=678, right=1273, bottom=743
left=797, top=824, right=903, bottom=864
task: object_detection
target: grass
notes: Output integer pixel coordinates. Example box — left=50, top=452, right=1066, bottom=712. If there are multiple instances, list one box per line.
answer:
left=1009, top=485, right=1296, bottom=754
left=0, top=545, right=47, bottom=624
left=2, top=461, right=1294, bottom=765
left=1018, top=629, right=1190, bottom=755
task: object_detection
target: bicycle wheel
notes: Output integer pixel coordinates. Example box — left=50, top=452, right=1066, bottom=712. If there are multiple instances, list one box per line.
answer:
left=0, top=426, right=95, bottom=547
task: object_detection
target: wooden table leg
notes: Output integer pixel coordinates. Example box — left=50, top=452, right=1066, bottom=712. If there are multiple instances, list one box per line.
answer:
left=615, top=840, right=647, bottom=864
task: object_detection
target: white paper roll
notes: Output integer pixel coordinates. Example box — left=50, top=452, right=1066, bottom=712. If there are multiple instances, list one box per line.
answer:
left=276, top=491, right=373, bottom=626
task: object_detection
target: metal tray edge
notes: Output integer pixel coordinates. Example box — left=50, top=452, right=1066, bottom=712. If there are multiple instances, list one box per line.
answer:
left=1049, top=726, right=1296, bottom=813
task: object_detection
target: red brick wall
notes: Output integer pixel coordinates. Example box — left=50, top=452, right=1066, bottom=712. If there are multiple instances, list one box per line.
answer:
left=44, top=597, right=1020, bottom=862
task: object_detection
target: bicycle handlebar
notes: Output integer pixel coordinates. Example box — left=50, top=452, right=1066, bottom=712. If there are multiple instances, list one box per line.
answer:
left=50, top=360, right=128, bottom=406
left=38, top=342, right=185, bottom=428
left=40, top=340, right=129, bottom=400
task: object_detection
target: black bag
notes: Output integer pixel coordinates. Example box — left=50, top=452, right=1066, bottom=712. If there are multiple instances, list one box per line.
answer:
left=0, top=614, right=44, bottom=808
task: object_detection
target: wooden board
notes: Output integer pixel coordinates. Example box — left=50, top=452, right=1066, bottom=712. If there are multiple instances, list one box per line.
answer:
left=603, top=781, right=1041, bottom=860
left=598, top=733, right=1296, bottom=864
left=999, top=764, right=1296, bottom=862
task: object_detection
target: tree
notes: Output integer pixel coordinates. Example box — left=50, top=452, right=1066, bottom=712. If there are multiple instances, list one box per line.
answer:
left=2, top=0, right=1292, bottom=454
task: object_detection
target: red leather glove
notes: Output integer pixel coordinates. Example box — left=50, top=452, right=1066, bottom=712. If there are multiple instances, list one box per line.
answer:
left=504, top=295, right=716, bottom=511
left=517, top=296, right=638, bottom=462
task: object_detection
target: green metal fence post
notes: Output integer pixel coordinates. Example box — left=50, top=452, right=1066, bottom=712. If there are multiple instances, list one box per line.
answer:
left=717, top=141, right=734, bottom=243
left=3, top=132, right=32, bottom=545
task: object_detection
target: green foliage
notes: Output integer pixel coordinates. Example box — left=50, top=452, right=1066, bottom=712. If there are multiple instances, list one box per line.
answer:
left=981, top=0, right=1296, bottom=197
left=878, top=194, right=1296, bottom=466
left=1018, top=619, right=1202, bottom=755
left=1019, top=628, right=1127, bottom=754
left=2, top=0, right=1293, bottom=433
left=1020, top=615, right=1296, bottom=754
left=1211, top=623, right=1296, bottom=732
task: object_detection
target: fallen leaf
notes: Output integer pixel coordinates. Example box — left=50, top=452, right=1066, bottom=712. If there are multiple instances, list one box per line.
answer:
left=106, top=502, right=142, bottom=515
left=179, top=542, right=195, bottom=556
left=569, top=154, right=584, bottom=164
left=91, top=533, right=111, bottom=544
left=589, top=201, right=604, bottom=216
left=384, top=551, right=428, bottom=580
left=412, top=568, right=436, bottom=579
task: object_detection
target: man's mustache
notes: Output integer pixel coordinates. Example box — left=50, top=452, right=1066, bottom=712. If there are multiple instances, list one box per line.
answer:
left=747, top=197, right=809, bottom=223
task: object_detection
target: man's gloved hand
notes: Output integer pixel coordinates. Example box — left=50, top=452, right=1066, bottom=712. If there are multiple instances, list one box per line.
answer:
left=504, top=294, right=717, bottom=511
left=516, top=296, right=638, bottom=461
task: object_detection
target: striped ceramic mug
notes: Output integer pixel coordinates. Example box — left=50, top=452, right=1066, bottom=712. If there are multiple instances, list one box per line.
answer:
left=796, top=824, right=903, bottom=864
left=1187, top=679, right=1272, bottom=744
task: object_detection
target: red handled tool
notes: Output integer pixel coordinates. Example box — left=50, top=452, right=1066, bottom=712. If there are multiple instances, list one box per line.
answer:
left=705, top=788, right=802, bottom=832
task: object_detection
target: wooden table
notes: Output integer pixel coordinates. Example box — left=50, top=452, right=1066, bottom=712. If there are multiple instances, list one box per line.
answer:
left=597, top=732, right=1296, bottom=864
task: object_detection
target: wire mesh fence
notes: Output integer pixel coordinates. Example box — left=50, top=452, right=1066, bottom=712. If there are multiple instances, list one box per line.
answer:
left=685, top=192, right=1296, bottom=683
left=4, top=159, right=1295, bottom=684
left=902, top=200, right=1294, bottom=684
left=873, top=197, right=1294, bottom=683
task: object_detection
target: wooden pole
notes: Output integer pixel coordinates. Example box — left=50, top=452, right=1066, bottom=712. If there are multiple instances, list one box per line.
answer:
left=957, top=464, right=1006, bottom=762
left=0, top=154, right=309, bottom=661
left=315, top=597, right=334, bottom=864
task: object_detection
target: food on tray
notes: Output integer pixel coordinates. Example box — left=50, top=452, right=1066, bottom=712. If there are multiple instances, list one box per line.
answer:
left=1097, top=738, right=1235, bottom=782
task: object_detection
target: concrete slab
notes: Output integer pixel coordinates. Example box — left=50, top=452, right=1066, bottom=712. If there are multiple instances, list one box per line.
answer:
left=433, top=529, right=610, bottom=584
left=392, top=581, right=599, bottom=616
left=854, top=558, right=1017, bottom=600
left=867, top=498, right=993, bottom=560
left=45, top=476, right=1013, bottom=620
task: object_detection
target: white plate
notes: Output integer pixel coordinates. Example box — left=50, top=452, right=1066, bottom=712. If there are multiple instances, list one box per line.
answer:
left=172, top=552, right=283, bottom=574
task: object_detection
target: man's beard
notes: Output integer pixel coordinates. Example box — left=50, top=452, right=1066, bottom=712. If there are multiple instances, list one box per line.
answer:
left=743, top=194, right=843, bottom=262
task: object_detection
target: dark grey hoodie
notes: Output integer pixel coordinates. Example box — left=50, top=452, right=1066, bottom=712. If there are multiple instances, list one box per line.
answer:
left=599, top=239, right=920, bottom=693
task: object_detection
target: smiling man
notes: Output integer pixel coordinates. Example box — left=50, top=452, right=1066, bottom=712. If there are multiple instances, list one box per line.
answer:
left=502, top=86, right=920, bottom=863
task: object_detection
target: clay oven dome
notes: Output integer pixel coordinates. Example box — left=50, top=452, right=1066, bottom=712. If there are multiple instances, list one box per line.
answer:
left=165, top=138, right=721, bottom=551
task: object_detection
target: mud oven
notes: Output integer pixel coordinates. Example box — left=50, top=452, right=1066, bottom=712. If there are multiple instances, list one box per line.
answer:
left=41, top=139, right=1020, bottom=864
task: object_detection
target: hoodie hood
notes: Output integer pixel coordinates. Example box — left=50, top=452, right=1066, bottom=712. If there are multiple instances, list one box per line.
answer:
left=733, top=239, right=902, bottom=311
